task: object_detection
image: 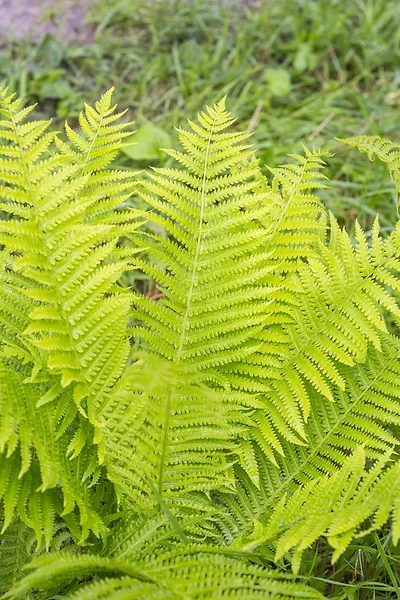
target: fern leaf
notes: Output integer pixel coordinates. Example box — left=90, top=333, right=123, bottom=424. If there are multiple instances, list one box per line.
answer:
left=0, top=89, right=137, bottom=544
left=217, top=334, right=400, bottom=568
left=0, top=518, right=36, bottom=592
left=0, top=360, right=110, bottom=545
left=133, top=99, right=272, bottom=370
left=340, top=134, right=400, bottom=210
left=6, top=548, right=324, bottom=600
left=132, top=103, right=337, bottom=452
left=101, top=352, right=257, bottom=507
left=268, top=447, right=400, bottom=572
left=0, top=88, right=139, bottom=423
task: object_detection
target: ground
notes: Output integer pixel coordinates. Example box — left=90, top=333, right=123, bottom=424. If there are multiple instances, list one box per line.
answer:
left=0, top=0, right=93, bottom=42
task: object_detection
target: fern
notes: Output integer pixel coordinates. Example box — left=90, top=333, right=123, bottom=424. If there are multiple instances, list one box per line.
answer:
left=2, top=94, right=400, bottom=599
left=130, top=101, right=400, bottom=455
left=340, top=134, right=400, bottom=211
left=102, top=353, right=248, bottom=509
left=0, top=87, right=138, bottom=418
left=226, top=447, right=400, bottom=574
left=0, top=87, right=138, bottom=542
left=6, top=550, right=323, bottom=600
left=132, top=99, right=272, bottom=370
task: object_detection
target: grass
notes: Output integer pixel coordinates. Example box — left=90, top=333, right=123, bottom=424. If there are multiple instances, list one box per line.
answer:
left=2, top=0, right=400, bottom=232
left=1, top=0, right=400, bottom=597
left=300, top=531, right=400, bottom=599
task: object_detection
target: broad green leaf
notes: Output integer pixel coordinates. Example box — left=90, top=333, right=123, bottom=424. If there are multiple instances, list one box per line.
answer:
left=123, top=123, right=172, bottom=161
left=265, top=68, right=291, bottom=97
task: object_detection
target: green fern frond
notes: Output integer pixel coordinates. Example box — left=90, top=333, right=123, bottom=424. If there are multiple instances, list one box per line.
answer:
left=132, top=102, right=337, bottom=452
left=225, top=447, right=400, bottom=574
left=56, top=87, right=134, bottom=172
left=217, top=334, right=400, bottom=569
left=257, top=214, right=400, bottom=428
left=6, top=548, right=324, bottom=600
left=133, top=99, right=272, bottom=370
left=102, top=352, right=260, bottom=507
left=0, top=88, right=139, bottom=421
left=131, top=100, right=400, bottom=457
left=262, top=145, right=330, bottom=269
left=0, top=88, right=138, bottom=544
left=0, top=518, right=36, bottom=592
left=268, top=447, right=400, bottom=572
left=0, top=257, right=41, bottom=367
left=340, top=134, right=400, bottom=210
left=238, top=214, right=400, bottom=443
left=0, top=515, right=75, bottom=592
left=0, top=359, right=111, bottom=545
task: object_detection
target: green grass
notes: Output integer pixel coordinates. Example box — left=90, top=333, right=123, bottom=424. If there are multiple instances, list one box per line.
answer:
left=299, top=529, right=400, bottom=599
left=2, top=0, right=400, bottom=233
left=1, top=0, right=400, bottom=597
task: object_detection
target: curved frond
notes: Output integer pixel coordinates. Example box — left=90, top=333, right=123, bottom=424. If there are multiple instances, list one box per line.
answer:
left=7, top=548, right=323, bottom=600
left=0, top=88, right=137, bottom=545
left=0, top=359, right=111, bottom=544
left=265, top=448, right=400, bottom=573
left=0, top=87, right=139, bottom=420
left=133, top=99, right=272, bottom=372
left=217, top=335, right=400, bottom=570
left=340, top=134, right=400, bottom=210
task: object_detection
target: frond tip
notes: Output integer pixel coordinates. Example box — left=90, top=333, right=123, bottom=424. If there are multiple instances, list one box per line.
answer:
left=340, top=134, right=400, bottom=212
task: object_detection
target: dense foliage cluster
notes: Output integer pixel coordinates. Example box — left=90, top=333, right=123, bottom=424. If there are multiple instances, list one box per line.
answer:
left=0, top=89, right=400, bottom=598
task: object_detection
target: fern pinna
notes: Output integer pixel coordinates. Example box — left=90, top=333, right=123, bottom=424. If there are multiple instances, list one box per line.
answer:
left=1, top=91, right=400, bottom=600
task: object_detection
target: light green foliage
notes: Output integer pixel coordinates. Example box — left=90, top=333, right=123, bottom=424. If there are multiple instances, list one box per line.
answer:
left=102, top=353, right=245, bottom=508
left=0, top=87, right=139, bottom=549
left=1, top=92, right=400, bottom=599
left=7, top=550, right=323, bottom=600
left=341, top=135, right=400, bottom=212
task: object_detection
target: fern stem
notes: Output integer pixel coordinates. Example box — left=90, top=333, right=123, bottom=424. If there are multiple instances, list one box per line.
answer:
left=158, top=387, right=172, bottom=494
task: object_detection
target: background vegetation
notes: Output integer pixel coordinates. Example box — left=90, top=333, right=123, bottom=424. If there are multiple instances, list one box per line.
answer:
left=3, top=0, right=400, bottom=233
left=1, top=0, right=400, bottom=597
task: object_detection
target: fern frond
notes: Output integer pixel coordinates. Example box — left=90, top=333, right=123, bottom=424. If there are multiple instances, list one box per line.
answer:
left=236, top=212, right=400, bottom=444
left=262, top=145, right=330, bottom=270
left=132, top=102, right=338, bottom=452
left=0, top=359, right=111, bottom=545
left=132, top=101, right=400, bottom=456
left=267, top=447, right=400, bottom=572
left=340, top=134, right=400, bottom=210
left=0, top=88, right=139, bottom=422
left=101, top=352, right=260, bottom=507
left=0, top=518, right=35, bottom=592
left=0, top=89, right=138, bottom=544
left=133, top=99, right=272, bottom=370
left=0, top=515, right=75, bottom=592
left=56, top=87, right=134, bottom=172
left=255, top=214, right=400, bottom=428
left=7, top=548, right=324, bottom=600
left=217, top=334, right=400, bottom=568
left=224, top=448, right=400, bottom=575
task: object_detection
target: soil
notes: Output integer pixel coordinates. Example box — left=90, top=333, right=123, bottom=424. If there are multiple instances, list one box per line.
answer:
left=0, top=0, right=258, bottom=45
left=0, top=0, right=94, bottom=43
